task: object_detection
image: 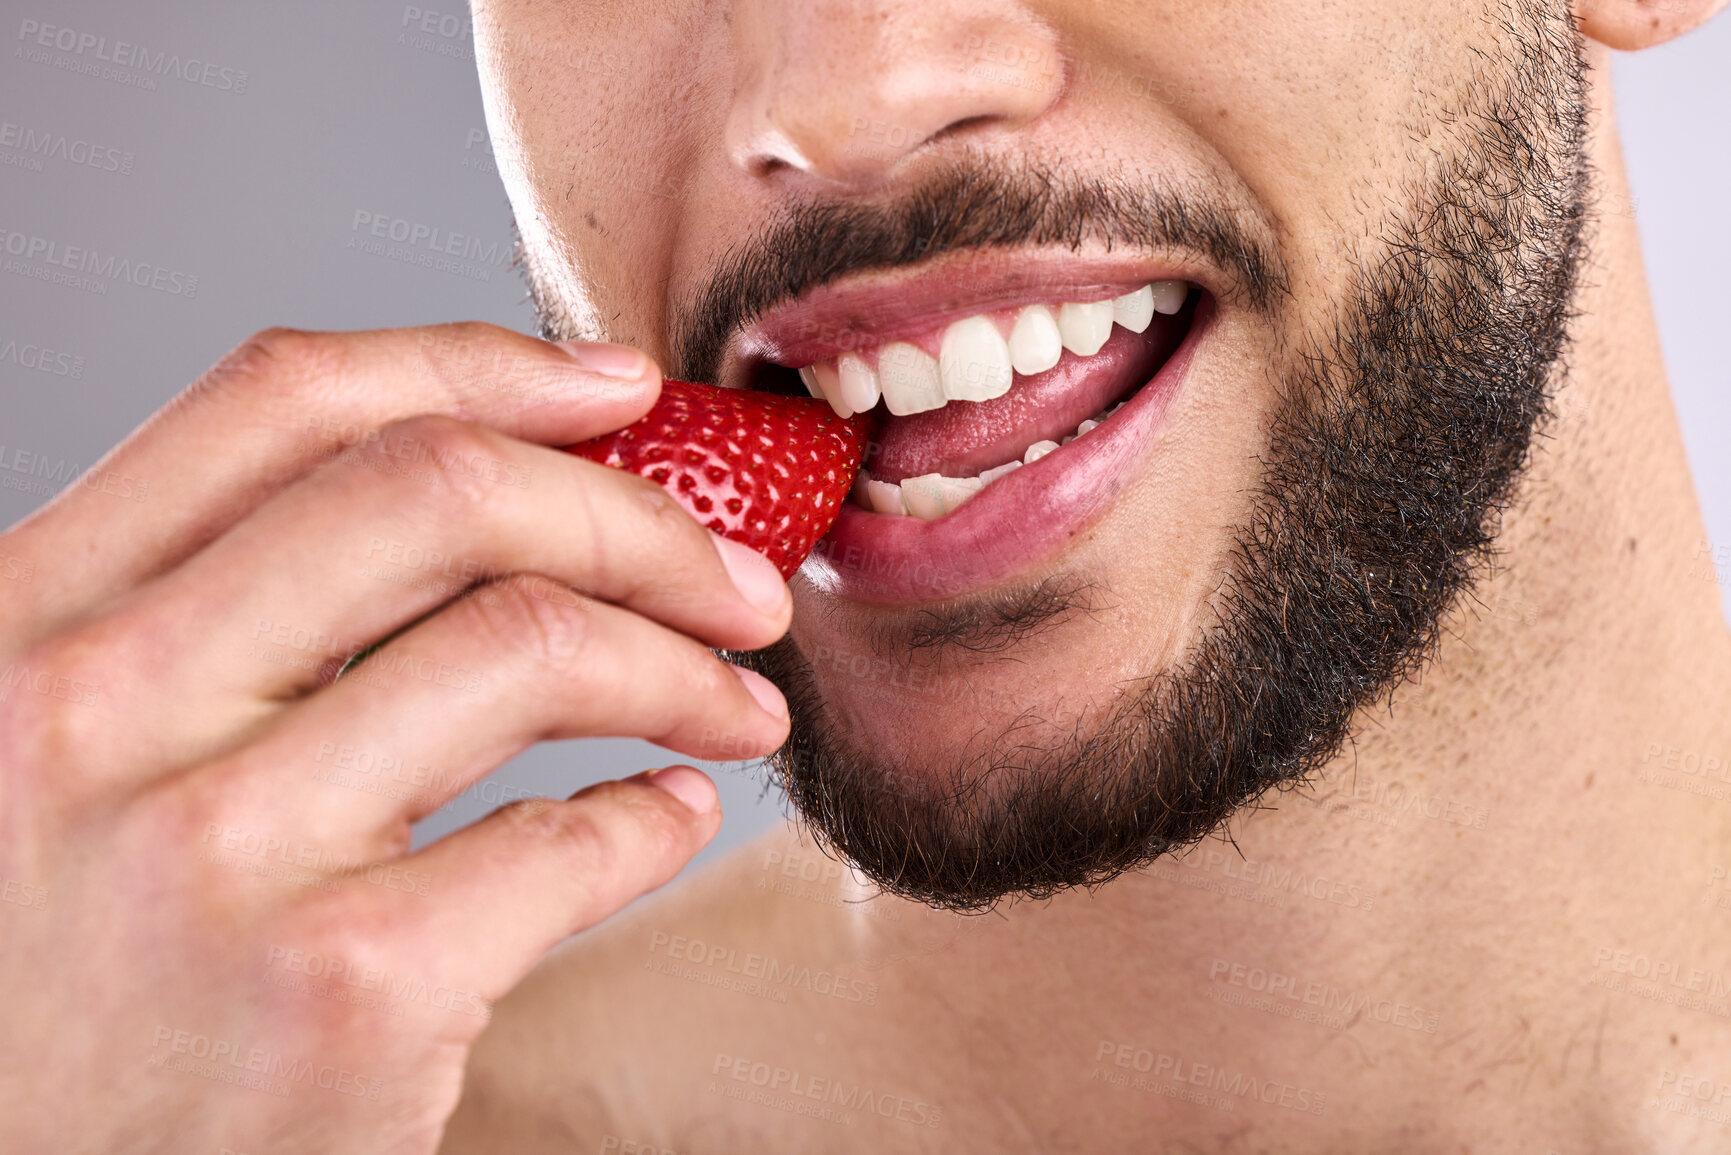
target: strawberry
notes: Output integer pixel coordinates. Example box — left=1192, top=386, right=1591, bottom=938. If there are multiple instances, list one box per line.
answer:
left=566, top=378, right=869, bottom=579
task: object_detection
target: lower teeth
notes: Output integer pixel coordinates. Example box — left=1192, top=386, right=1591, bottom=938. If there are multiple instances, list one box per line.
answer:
left=859, top=402, right=1125, bottom=519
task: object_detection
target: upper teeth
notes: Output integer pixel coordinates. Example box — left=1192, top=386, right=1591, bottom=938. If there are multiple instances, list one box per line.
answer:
left=938, top=316, right=1012, bottom=403
left=797, top=281, right=1188, bottom=420
left=1057, top=300, right=1114, bottom=357
left=1008, top=305, right=1062, bottom=376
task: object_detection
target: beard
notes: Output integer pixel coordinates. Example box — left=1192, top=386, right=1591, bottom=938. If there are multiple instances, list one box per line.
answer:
left=527, top=5, right=1589, bottom=911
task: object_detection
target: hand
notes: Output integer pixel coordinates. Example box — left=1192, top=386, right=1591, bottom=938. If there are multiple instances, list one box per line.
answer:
left=0, top=324, right=792, bottom=1153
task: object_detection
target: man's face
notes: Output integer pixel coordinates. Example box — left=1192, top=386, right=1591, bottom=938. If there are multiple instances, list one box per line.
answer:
left=473, top=0, right=1585, bottom=906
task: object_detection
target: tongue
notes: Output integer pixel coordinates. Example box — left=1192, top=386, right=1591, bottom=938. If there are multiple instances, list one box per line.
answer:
left=868, top=311, right=1187, bottom=483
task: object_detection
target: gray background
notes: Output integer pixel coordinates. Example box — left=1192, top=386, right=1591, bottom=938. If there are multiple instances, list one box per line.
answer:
left=2, top=3, right=1726, bottom=868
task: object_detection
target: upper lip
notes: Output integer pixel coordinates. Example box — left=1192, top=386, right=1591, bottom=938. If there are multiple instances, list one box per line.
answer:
left=720, top=246, right=1222, bottom=391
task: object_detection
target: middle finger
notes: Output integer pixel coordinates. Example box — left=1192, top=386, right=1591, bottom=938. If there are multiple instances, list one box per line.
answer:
left=77, top=413, right=790, bottom=775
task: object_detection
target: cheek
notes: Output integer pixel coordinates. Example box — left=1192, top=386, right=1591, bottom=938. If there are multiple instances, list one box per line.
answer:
left=474, top=0, right=721, bottom=347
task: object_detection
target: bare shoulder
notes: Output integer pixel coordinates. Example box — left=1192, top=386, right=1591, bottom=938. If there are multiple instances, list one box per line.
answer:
left=438, top=820, right=937, bottom=1153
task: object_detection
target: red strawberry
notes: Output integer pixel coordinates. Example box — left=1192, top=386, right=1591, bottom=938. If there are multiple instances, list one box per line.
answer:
left=566, top=379, right=869, bottom=579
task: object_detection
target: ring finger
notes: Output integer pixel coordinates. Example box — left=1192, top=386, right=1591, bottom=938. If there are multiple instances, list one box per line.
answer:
left=192, top=577, right=788, bottom=860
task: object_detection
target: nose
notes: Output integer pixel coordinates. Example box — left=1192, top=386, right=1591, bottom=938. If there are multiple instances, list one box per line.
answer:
left=726, top=0, right=1064, bottom=189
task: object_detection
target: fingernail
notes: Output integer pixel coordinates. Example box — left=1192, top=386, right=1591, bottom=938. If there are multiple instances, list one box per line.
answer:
left=731, top=664, right=788, bottom=720
left=647, top=765, right=719, bottom=815
left=711, top=532, right=789, bottom=616
left=553, top=340, right=652, bottom=380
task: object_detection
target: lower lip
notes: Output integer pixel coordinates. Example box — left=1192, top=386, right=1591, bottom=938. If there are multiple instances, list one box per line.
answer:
left=802, top=297, right=1214, bottom=605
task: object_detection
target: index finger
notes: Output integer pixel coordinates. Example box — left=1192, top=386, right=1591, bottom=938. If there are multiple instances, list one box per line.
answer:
left=1, top=323, right=658, bottom=642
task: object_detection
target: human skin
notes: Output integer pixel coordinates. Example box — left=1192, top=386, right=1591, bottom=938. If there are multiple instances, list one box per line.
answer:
left=1, top=4, right=1726, bottom=1155
left=0, top=333, right=794, bottom=1153
left=433, top=0, right=1731, bottom=1152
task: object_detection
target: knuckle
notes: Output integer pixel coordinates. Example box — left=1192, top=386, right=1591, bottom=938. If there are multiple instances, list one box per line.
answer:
left=152, top=761, right=268, bottom=855
left=0, top=627, right=126, bottom=772
left=465, top=579, right=593, bottom=673
left=188, top=327, right=347, bottom=421
left=500, top=798, right=611, bottom=873
left=501, top=790, right=686, bottom=876
left=365, top=413, right=510, bottom=509
left=597, top=473, right=714, bottom=594
left=576, top=474, right=691, bottom=596
left=414, top=321, right=517, bottom=387
left=620, top=789, right=689, bottom=859
left=627, top=473, right=698, bottom=537
left=272, top=896, right=403, bottom=987
left=413, top=321, right=590, bottom=410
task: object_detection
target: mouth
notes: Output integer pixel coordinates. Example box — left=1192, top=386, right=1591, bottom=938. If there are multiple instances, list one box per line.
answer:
left=727, top=252, right=1211, bottom=604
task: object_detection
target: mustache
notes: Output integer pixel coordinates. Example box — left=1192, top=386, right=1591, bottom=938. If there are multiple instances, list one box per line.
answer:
left=671, top=152, right=1288, bottom=385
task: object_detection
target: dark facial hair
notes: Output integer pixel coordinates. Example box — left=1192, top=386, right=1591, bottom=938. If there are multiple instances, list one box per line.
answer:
left=532, top=5, right=1588, bottom=912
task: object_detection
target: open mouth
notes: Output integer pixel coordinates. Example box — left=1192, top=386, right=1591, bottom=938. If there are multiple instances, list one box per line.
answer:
left=796, top=282, right=1194, bottom=517
left=729, top=257, right=1211, bottom=602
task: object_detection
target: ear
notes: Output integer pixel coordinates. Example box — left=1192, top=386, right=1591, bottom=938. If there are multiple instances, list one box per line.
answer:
left=1577, top=0, right=1729, bottom=50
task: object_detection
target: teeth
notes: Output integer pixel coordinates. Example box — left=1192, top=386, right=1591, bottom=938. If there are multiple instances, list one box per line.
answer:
left=854, top=402, right=1129, bottom=518
left=1057, top=300, right=1114, bottom=357
left=877, top=342, right=945, bottom=416
left=1150, top=280, right=1187, bottom=315
left=836, top=352, right=880, bottom=413
left=900, top=473, right=983, bottom=519
left=812, top=360, right=853, bottom=417
left=1008, top=305, right=1063, bottom=376
left=1023, top=439, right=1060, bottom=464
left=801, top=282, right=1186, bottom=422
left=865, top=478, right=906, bottom=515
left=1112, top=286, right=1155, bottom=334
left=939, top=316, right=1013, bottom=403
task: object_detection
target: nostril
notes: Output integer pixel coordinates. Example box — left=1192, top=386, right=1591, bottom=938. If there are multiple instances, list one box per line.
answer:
left=747, top=153, right=795, bottom=181
left=928, top=114, right=998, bottom=145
